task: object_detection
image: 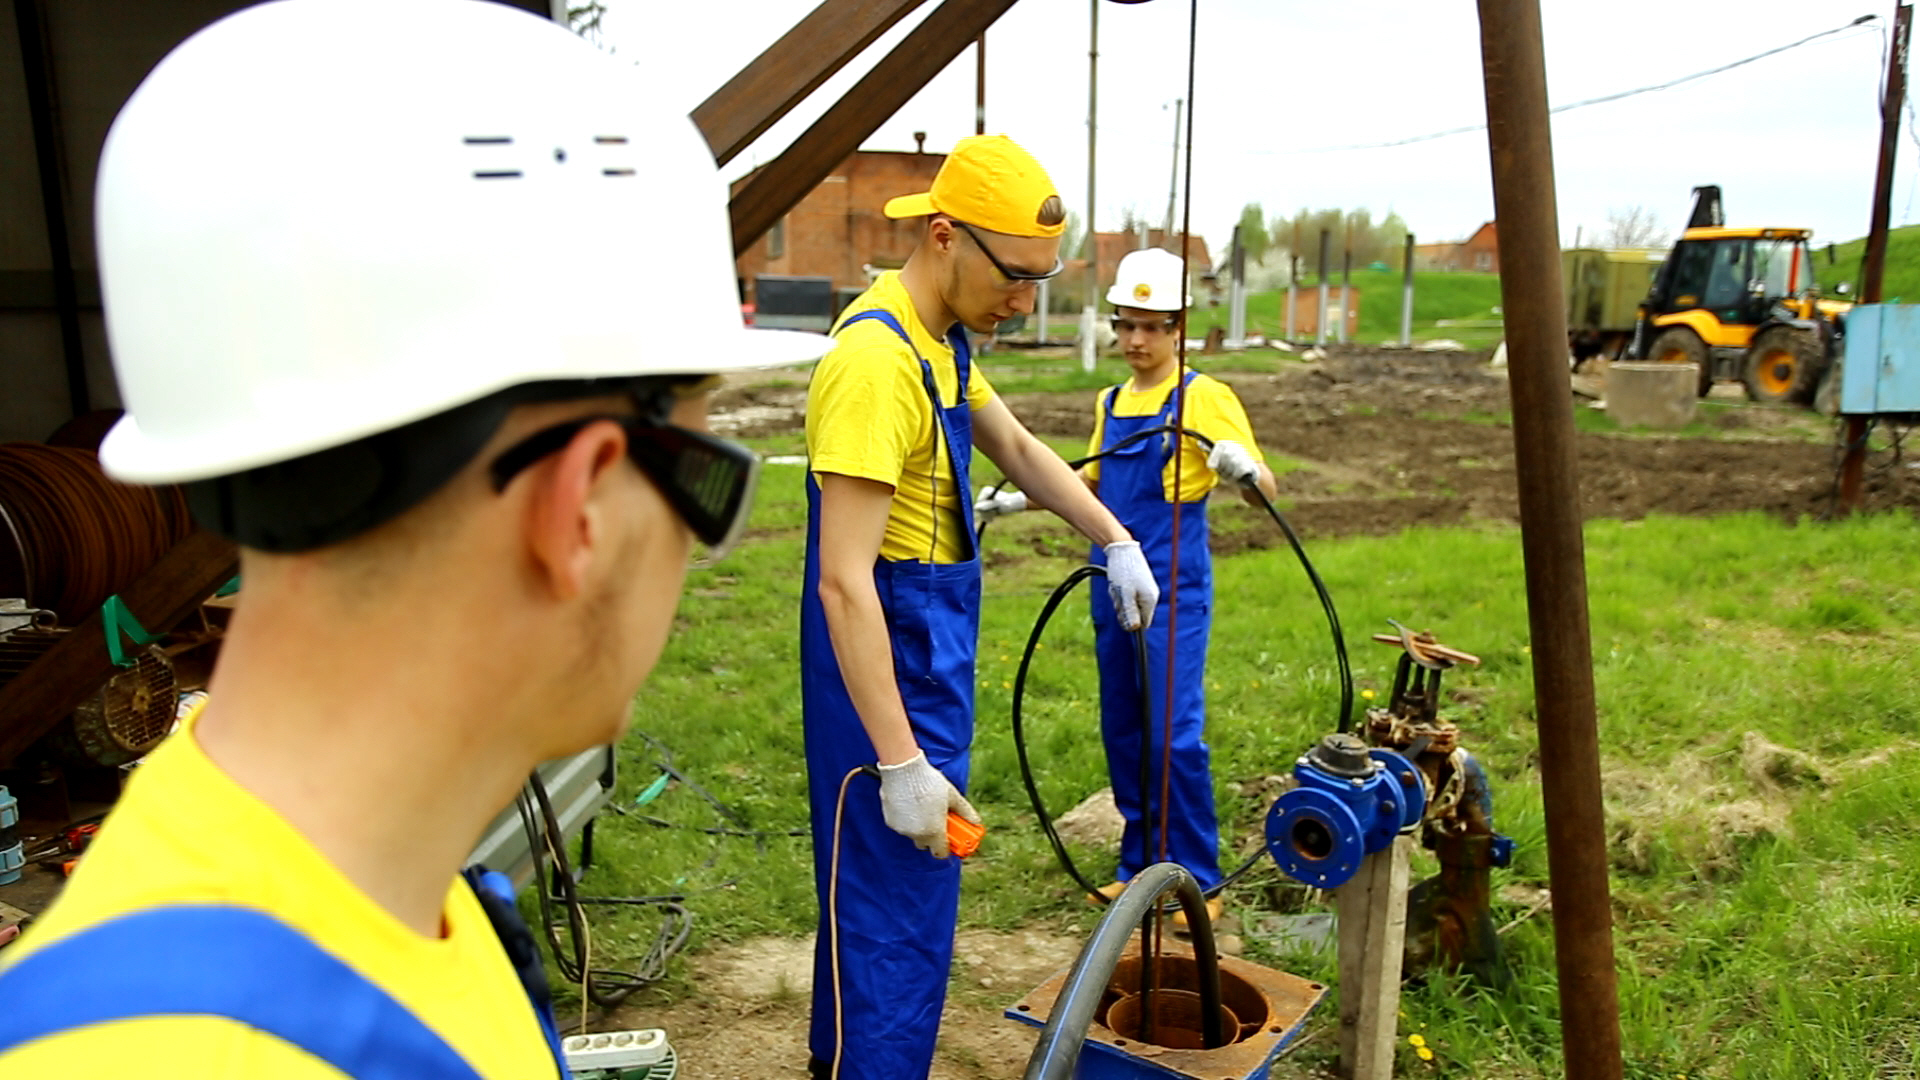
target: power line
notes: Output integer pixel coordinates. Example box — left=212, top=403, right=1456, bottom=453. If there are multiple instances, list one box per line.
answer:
left=1266, top=16, right=1881, bottom=156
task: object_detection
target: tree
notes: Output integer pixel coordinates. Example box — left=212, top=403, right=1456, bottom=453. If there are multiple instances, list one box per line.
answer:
left=1598, top=205, right=1669, bottom=250
left=1234, top=203, right=1270, bottom=264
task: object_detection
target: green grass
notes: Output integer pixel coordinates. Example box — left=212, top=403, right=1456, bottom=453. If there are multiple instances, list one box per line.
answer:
left=1813, top=223, right=1920, bottom=302
left=1187, top=270, right=1506, bottom=348
left=552, top=449, right=1920, bottom=1077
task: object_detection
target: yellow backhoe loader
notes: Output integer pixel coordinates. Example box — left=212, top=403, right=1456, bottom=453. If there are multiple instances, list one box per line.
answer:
left=1630, top=185, right=1851, bottom=405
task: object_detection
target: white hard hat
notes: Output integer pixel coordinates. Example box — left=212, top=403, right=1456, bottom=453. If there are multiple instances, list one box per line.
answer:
left=95, top=0, right=826, bottom=485
left=1105, top=248, right=1191, bottom=312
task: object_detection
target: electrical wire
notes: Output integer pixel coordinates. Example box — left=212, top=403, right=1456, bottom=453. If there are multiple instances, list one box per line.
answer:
left=1000, top=430, right=1352, bottom=904
left=518, top=774, right=692, bottom=1020
left=1263, top=17, right=1881, bottom=156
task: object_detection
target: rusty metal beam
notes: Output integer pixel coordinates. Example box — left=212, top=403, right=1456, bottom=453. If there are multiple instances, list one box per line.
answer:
left=13, top=0, right=90, bottom=418
left=0, top=530, right=236, bottom=766
left=1474, top=2, right=1624, bottom=1078
left=728, top=0, right=1021, bottom=257
left=693, top=0, right=926, bottom=167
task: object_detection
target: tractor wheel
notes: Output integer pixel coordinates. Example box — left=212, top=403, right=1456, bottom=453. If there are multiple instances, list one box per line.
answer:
left=1647, top=328, right=1712, bottom=397
left=1743, top=326, right=1827, bottom=406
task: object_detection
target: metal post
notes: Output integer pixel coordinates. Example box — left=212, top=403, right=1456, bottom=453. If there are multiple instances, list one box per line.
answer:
left=1339, top=219, right=1352, bottom=344
left=1080, top=0, right=1100, bottom=373
left=1316, top=228, right=1331, bottom=346
left=1843, top=0, right=1910, bottom=510
left=1227, top=225, right=1246, bottom=347
left=15, top=0, right=91, bottom=418
left=1163, top=98, right=1182, bottom=240
left=1475, top=2, right=1623, bottom=1078
left=1400, top=233, right=1416, bottom=347
left=1037, top=277, right=1049, bottom=345
left=974, top=32, right=986, bottom=134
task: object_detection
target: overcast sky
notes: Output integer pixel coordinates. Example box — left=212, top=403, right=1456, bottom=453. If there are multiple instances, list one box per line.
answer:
left=607, top=0, right=1902, bottom=258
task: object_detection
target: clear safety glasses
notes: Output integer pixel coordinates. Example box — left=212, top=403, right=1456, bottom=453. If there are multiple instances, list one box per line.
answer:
left=1110, top=314, right=1180, bottom=335
left=489, top=416, right=761, bottom=561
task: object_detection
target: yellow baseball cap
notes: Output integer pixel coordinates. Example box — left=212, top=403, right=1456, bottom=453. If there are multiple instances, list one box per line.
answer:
left=883, top=134, right=1065, bottom=238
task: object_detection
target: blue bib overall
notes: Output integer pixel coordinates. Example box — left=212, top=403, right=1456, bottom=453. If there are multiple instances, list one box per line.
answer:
left=1088, top=372, right=1223, bottom=889
left=801, top=310, right=980, bottom=1077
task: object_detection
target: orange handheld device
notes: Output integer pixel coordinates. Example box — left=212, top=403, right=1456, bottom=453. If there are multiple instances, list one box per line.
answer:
left=946, top=812, right=985, bottom=858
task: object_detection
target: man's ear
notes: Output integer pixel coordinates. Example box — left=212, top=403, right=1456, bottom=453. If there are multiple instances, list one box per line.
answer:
left=523, top=420, right=628, bottom=601
left=927, top=216, right=957, bottom=256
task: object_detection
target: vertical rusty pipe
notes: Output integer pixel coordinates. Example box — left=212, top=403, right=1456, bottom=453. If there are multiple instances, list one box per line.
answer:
left=974, top=32, right=987, bottom=134
left=1844, top=3, right=1910, bottom=512
left=1474, top=2, right=1623, bottom=1078
left=1862, top=2, right=1910, bottom=305
left=14, top=0, right=91, bottom=418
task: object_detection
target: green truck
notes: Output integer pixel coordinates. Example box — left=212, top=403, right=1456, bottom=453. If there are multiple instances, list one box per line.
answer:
left=1562, top=247, right=1665, bottom=369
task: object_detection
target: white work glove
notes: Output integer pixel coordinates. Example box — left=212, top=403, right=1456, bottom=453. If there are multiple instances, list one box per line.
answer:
left=1102, top=540, right=1160, bottom=631
left=877, top=751, right=981, bottom=858
left=973, top=485, right=1028, bottom=524
left=1207, top=440, right=1260, bottom=487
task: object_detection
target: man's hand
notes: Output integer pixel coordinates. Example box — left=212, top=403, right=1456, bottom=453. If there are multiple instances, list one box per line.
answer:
left=1102, top=540, right=1161, bottom=630
left=877, top=752, right=981, bottom=858
left=1207, top=440, right=1260, bottom=488
left=973, top=485, right=1028, bottom=524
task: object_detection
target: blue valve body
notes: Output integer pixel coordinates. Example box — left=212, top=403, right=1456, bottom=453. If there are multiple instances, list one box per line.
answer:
left=1265, top=744, right=1425, bottom=889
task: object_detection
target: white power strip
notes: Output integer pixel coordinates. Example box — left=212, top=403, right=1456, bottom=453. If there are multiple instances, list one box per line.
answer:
left=563, top=1028, right=671, bottom=1073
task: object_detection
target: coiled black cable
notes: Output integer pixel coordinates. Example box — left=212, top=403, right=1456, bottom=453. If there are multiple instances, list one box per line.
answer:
left=999, top=424, right=1355, bottom=903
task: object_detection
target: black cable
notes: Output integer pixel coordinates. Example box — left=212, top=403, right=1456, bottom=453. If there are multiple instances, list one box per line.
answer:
left=520, top=775, right=693, bottom=1014
left=999, top=429, right=1355, bottom=901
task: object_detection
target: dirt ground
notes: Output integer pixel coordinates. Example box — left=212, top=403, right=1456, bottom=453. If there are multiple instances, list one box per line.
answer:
left=717, top=345, right=1920, bottom=546
left=650, top=346, right=1920, bottom=1078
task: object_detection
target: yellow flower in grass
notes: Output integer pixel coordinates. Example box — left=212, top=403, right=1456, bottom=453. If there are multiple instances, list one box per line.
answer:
left=1360, top=689, right=1377, bottom=702
left=1416, top=1046, right=1434, bottom=1062
left=1408, top=1034, right=1425, bottom=1048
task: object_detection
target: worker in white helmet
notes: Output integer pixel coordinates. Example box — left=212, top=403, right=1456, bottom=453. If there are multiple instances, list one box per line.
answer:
left=0, top=2, right=826, bottom=1077
left=977, top=246, right=1277, bottom=926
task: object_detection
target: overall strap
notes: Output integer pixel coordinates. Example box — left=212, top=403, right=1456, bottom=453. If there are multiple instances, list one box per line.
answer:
left=0, top=905, right=489, bottom=1080
left=838, top=308, right=977, bottom=560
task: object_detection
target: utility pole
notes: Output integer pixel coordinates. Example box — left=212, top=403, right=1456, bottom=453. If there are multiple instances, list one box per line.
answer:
left=974, top=33, right=986, bottom=135
left=1842, top=0, right=1911, bottom=511
left=1080, top=0, right=1100, bottom=373
left=1163, top=98, right=1182, bottom=240
left=1285, top=219, right=1300, bottom=342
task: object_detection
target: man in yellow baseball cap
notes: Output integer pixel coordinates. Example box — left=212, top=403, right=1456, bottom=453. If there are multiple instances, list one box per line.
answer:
left=800, top=134, right=1161, bottom=1078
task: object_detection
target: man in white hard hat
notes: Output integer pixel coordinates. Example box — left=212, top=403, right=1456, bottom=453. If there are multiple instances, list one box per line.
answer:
left=0, top=2, right=826, bottom=1077
left=978, top=246, right=1276, bottom=925
left=801, top=135, right=1159, bottom=1078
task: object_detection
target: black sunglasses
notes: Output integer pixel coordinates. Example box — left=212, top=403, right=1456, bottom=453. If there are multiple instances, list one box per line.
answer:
left=488, top=415, right=760, bottom=559
left=952, top=220, right=1063, bottom=285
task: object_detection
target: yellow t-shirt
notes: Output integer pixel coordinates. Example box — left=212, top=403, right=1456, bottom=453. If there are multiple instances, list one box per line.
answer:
left=0, top=715, right=555, bottom=1079
left=807, top=271, right=995, bottom=563
left=1085, top=370, right=1260, bottom=502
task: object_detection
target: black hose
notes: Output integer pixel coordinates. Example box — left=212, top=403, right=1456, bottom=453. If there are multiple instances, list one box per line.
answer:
left=1022, top=862, right=1227, bottom=1080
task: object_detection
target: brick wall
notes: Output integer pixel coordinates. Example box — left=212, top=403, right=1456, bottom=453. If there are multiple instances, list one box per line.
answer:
left=733, top=150, right=946, bottom=305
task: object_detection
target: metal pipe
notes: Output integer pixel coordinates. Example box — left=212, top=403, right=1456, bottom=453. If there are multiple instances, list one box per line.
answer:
left=1022, top=862, right=1225, bottom=1080
left=1400, top=233, right=1416, bottom=347
left=1862, top=1, right=1910, bottom=305
left=1843, top=2, right=1909, bottom=512
left=1080, top=0, right=1100, bottom=374
left=1338, top=219, right=1351, bottom=344
left=1163, top=98, right=1182, bottom=239
left=974, top=31, right=986, bottom=134
left=1473, top=2, right=1623, bottom=1077
left=1316, top=229, right=1330, bottom=346
left=13, top=0, right=91, bottom=418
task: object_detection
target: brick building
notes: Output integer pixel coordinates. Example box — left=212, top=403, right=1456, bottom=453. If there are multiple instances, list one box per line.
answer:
left=1412, top=221, right=1500, bottom=273
left=732, top=147, right=945, bottom=308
